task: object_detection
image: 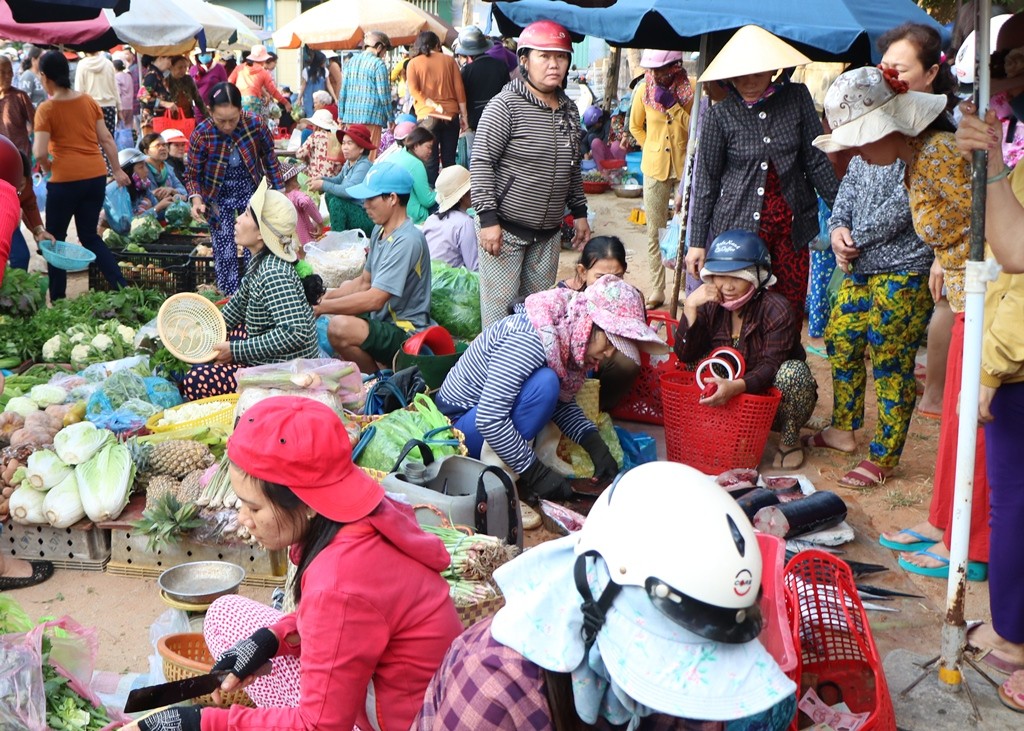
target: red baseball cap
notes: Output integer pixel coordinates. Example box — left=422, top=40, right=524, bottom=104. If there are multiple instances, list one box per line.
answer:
left=227, top=397, right=384, bottom=523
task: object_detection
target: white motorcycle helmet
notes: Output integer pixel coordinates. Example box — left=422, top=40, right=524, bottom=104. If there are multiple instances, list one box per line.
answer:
left=574, top=461, right=763, bottom=644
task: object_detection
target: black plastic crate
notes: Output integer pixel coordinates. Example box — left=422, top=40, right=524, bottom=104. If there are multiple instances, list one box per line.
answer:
left=90, top=250, right=195, bottom=295
left=194, top=254, right=247, bottom=289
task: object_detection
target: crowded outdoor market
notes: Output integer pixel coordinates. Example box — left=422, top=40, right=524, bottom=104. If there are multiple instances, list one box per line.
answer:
left=0, top=0, right=1022, bottom=728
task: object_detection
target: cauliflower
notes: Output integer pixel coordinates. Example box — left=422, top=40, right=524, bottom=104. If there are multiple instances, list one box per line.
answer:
left=116, top=325, right=136, bottom=344
left=70, top=332, right=86, bottom=344
left=70, top=344, right=92, bottom=366
left=90, top=333, right=114, bottom=351
left=42, top=335, right=63, bottom=361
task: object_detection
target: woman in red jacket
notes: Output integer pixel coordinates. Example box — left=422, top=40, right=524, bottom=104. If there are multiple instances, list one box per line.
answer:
left=132, top=397, right=463, bottom=731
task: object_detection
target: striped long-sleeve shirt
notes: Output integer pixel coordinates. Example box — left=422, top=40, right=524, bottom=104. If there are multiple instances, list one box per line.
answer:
left=470, top=78, right=587, bottom=239
left=437, top=313, right=595, bottom=473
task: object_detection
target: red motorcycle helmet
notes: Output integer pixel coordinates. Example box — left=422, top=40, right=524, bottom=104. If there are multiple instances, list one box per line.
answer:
left=0, top=134, right=23, bottom=191
left=517, top=20, right=573, bottom=55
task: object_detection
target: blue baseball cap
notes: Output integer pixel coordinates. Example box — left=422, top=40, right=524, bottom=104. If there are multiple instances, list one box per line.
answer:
left=346, top=163, right=414, bottom=199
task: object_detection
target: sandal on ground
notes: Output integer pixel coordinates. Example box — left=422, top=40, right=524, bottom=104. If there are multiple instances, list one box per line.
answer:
left=838, top=460, right=887, bottom=489
left=800, top=429, right=855, bottom=453
left=965, top=622, right=1024, bottom=675
left=0, top=560, right=54, bottom=591
left=999, top=673, right=1024, bottom=713
left=773, top=445, right=805, bottom=470
left=898, top=549, right=988, bottom=582
left=879, top=528, right=939, bottom=552
left=645, top=293, right=666, bottom=309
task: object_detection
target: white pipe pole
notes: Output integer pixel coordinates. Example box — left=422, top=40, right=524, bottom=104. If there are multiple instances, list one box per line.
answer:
left=939, top=0, right=993, bottom=688
left=670, top=34, right=706, bottom=319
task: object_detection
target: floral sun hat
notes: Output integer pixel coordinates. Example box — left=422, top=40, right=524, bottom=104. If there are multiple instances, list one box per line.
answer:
left=812, top=66, right=948, bottom=154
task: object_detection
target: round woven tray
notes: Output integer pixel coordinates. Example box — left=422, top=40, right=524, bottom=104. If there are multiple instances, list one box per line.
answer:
left=157, top=293, right=227, bottom=364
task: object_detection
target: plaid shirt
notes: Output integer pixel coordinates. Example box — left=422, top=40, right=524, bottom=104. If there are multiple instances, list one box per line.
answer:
left=184, top=112, right=284, bottom=200
left=337, top=51, right=391, bottom=127
left=222, top=252, right=318, bottom=364
left=414, top=618, right=721, bottom=731
left=674, top=290, right=804, bottom=395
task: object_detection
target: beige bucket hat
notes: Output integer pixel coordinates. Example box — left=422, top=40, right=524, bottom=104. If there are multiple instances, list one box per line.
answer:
left=249, top=177, right=299, bottom=262
left=301, top=108, right=338, bottom=131
left=699, top=25, right=812, bottom=83
left=434, top=165, right=471, bottom=214
left=812, top=66, right=947, bottom=154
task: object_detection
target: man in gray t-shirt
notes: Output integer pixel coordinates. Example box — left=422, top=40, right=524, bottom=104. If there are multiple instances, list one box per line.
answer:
left=315, top=163, right=433, bottom=373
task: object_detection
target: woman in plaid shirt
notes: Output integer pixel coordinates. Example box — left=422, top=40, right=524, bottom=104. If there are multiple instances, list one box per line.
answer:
left=185, top=82, right=284, bottom=295
left=180, top=177, right=321, bottom=401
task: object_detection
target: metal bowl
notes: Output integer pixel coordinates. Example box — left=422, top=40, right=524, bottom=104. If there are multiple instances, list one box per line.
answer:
left=158, top=561, right=245, bottom=605
left=612, top=184, right=644, bottom=199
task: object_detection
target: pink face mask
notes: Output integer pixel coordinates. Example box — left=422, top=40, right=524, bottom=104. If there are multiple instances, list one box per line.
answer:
left=720, top=287, right=756, bottom=311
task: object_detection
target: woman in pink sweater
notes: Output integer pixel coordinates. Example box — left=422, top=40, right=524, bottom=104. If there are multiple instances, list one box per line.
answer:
left=131, top=397, right=463, bottom=731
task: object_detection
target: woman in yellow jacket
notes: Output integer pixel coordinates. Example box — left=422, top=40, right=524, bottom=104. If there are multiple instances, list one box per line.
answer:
left=629, top=49, right=692, bottom=308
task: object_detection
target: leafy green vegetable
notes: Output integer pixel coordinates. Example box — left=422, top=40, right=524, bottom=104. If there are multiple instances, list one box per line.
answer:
left=101, top=228, right=129, bottom=251
left=429, top=261, right=482, bottom=340
left=41, top=642, right=111, bottom=731
left=355, top=394, right=460, bottom=472
left=0, top=268, right=47, bottom=317
left=150, top=346, right=190, bottom=380
left=164, top=200, right=193, bottom=227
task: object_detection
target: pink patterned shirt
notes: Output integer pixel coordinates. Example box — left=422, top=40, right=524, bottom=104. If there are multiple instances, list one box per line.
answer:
left=296, top=128, right=342, bottom=179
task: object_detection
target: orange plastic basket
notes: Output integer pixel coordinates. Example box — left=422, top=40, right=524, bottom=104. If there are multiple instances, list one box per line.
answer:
left=609, top=312, right=679, bottom=425
left=157, top=633, right=255, bottom=708
left=784, top=551, right=896, bottom=731
left=660, top=370, right=781, bottom=473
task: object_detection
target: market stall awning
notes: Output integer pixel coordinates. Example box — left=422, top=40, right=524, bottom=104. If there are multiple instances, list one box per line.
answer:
left=8, top=0, right=129, bottom=23
left=492, top=0, right=946, bottom=63
left=273, top=0, right=457, bottom=50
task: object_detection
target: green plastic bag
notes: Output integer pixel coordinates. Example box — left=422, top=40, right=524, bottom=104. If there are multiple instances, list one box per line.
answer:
left=430, top=261, right=482, bottom=340
left=355, top=394, right=461, bottom=472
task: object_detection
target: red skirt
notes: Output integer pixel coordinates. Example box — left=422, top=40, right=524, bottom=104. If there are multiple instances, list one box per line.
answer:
left=927, top=313, right=990, bottom=563
left=759, top=163, right=808, bottom=324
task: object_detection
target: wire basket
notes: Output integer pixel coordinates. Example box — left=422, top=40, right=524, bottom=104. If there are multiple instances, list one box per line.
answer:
left=784, top=551, right=895, bottom=730
left=146, top=393, right=239, bottom=433
left=157, top=293, right=228, bottom=363
left=157, top=633, right=255, bottom=708
left=39, top=240, right=96, bottom=272
left=610, top=312, right=679, bottom=425
left=660, top=370, right=781, bottom=473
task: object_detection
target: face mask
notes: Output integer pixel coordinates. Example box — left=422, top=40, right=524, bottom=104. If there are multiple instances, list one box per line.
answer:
left=719, top=287, right=756, bottom=311
left=162, top=69, right=171, bottom=78
left=653, top=85, right=678, bottom=108
left=199, top=54, right=212, bottom=65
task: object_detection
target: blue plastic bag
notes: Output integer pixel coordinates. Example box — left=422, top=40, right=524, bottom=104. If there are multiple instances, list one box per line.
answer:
left=659, top=216, right=682, bottom=265
left=104, top=182, right=133, bottom=235
left=114, top=125, right=134, bottom=151
left=32, top=172, right=46, bottom=213
left=614, top=427, right=658, bottom=470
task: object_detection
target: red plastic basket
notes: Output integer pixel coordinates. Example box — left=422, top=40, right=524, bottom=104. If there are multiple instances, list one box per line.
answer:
left=609, top=312, right=679, bottom=424
left=784, top=551, right=896, bottom=731
left=660, top=370, right=781, bottom=473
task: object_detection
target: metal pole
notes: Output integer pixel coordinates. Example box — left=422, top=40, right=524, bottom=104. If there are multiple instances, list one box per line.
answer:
left=670, top=35, right=706, bottom=319
left=939, top=0, right=992, bottom=689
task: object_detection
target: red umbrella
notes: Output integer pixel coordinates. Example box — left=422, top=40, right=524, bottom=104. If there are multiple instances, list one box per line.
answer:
left=0, top=1, right=118, bottom=50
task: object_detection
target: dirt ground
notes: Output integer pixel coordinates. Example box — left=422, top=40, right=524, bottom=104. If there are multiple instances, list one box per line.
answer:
left=8, top=193, right=988, bottom=687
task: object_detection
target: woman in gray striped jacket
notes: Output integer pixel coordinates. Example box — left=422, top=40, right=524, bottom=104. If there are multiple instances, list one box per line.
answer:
left=470, top=20, right=591, bottom=327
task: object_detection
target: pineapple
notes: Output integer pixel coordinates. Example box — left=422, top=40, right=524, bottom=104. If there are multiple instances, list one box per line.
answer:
left=177, top=469, right=206, bottom=504
left=149, top=440, right=215, bottom=479
left=125, top=438, right=153, bottom=492
left=145, top=475, right=181, bottom=510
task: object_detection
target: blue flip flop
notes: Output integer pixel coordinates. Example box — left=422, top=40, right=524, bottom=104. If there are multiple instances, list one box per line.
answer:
left=879, top=528, right=938, bottom=552
left=898, top=549, right=988, bottom=582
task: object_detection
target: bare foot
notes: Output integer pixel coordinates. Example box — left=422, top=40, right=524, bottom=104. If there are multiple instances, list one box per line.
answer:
left=917, top=395, right=943, bottom=416
left=968, top=623, right=1024, bottom=666
left=0, top=555, right=35, bottom=579
left=899, top=541, right=948, bottom=569
left=773, top=444, right=805, bottom=470
left=881, top=521, right=943, bottom=546
left=802, top=427, right=857, bottom=452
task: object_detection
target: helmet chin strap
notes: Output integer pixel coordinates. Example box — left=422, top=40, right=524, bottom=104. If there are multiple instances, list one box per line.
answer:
left=574, top=553, right=622, bottom=654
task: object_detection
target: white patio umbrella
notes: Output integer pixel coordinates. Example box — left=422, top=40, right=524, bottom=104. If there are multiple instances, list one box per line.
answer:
left=215, top=5, right=264, bottom=51
left=272, top=0, right=456, bottom=51
left=168, top=0, right=236, bottom=48
left=106, top=0, right=201, bottom=55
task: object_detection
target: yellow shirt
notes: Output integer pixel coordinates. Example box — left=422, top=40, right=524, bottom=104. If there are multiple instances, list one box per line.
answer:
left=628, top=81, right=691, bottom=183
left=905, top=131, right=971, bottom=312
left=980, top=168, right=1024, bottom=388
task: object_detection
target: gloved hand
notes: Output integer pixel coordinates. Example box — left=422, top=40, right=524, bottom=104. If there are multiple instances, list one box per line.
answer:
left=580, top=432, right=618, bottom=479
left=138, top=706, right=202, bottom=731
left=211, top=627, right=279, bottom=682
left=518, top=460, right=571, bottom=501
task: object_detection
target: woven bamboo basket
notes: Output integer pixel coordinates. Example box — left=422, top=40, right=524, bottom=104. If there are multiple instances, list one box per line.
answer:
left=157, top=633, right=255, bottom=708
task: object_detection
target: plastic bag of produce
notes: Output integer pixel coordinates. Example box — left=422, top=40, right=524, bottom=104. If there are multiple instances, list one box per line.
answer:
left=0, top=628, right=46, bottom=731
left=234, top=358, right=364, bottom=411
left=355, top=394, right=459, bottom=472
left=429, top=261, right=481, bottom=340
left=164, top=200, right=192, bottom=228
left=304, top=230, right=367, bottom=288
left=143, top=377, right=184, bottom=410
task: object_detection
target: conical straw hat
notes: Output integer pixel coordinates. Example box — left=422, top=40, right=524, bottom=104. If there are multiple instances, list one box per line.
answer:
left=699, top=25, right=812, bottom=83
